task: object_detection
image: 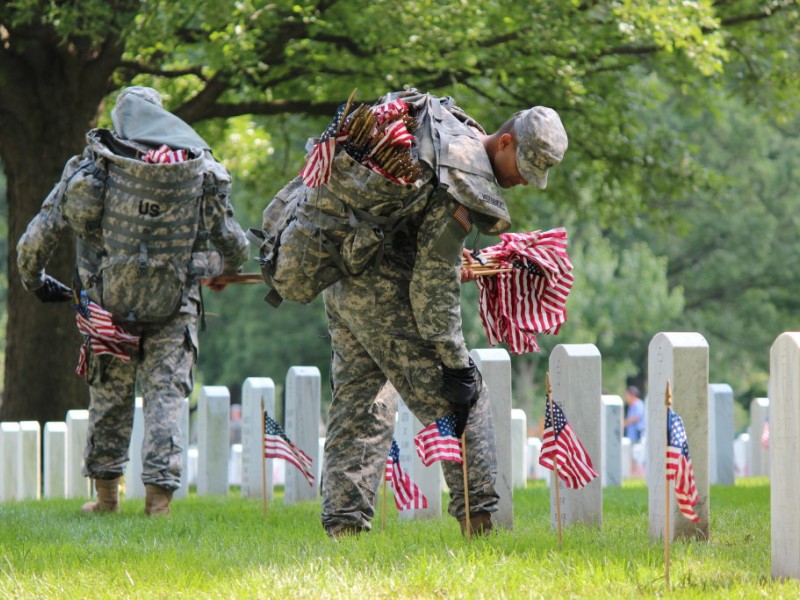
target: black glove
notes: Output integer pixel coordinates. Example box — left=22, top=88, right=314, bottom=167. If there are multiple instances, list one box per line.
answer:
left=32, top=275, right=72, bottom=303
left=442, top=359, right=481, bottom=438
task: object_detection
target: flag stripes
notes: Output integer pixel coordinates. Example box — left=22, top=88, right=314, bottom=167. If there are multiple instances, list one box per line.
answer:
left=666, top=407, right=700, bottom=522
left=264, top=412, right=314, bottom=487
left=414, top=414, right=463, bottom=466
left=477, top=228, right=573, bottom=354
left=386, top=439, right=428, bottom=511
left=538, top=400, right=599, bottom=490
left=74, top=298, right=140, bottom=376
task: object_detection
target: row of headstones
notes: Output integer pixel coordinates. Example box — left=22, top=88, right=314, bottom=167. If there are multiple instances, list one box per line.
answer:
left=2, top=333, right=798, bottom=579
left=0, top=353, right=768, bottom=502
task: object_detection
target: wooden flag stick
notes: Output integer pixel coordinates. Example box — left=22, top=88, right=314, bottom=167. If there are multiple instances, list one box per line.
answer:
left=461, top=432, right=472, bottom=541
left=261, top=397, right=268, bottom=518
left=201, top=273, right=264, bottom=286
left=468, top=268, right=513, bottom=277
left=382, top=464, right=388, bottom=531
left=665, top=380, right=673, bottom=589
left=546, top=372, right=563, bottom=548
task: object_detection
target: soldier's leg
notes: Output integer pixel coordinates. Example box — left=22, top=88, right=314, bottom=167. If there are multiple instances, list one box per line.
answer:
left=321, top=300, right=396, bottom=536
left=328, top=278, right=499, bottom=522
left=378, top=343, right=499, bottom=522
left=82, top=353, right=137, bottom=479
left=138, top=314, right=197, bottom=490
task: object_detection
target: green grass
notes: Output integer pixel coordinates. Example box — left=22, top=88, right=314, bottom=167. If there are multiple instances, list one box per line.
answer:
left=0, top=479, right=796, bottom=599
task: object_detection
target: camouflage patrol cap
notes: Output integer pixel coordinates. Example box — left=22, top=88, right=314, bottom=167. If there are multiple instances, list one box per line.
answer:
left=116, top=86, right=163, bottom=107
left=514, top=106, right=568, bottom=189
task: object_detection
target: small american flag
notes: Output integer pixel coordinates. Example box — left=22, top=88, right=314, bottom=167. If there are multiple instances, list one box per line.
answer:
left=386, top=439, right=428, bottom=511
left=538, top=400, right=599, bottom=489
left=414, top=413, right=463, bottom=467
left=143, top=144, right=188, bottom=164
left=667, top=407, right=700, bottom=522
left=73, top=296, right=141, bottom=376
left=264, top=412, right=314, bottom=487
left=761, top=418, right=770, bottom=450
left=299, top=103, right=349, bottom=188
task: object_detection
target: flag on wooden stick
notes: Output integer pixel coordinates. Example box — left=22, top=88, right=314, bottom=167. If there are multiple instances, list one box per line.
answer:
left=264, top=412, right=314, bottom=487
left=538, top=400, right=599, bottom=489
left=386, top=439, right=428, bottom=511
left=666, top=407, right=700, bottom=522
left=414, top=414, right=463, bottom=466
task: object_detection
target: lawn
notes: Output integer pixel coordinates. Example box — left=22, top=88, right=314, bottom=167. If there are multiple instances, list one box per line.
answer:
left=0, top=479, right=795, bottom=599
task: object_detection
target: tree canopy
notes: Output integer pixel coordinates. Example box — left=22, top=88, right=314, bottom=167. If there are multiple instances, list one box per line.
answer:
left=1, top=0, right=798, bottom=423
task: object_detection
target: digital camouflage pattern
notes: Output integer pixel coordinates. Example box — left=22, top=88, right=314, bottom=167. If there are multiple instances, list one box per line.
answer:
left=321, top=174, right=500, bottom=535
left=88, top=129, right=207, bottom=322
left=17, top=102, right=249, bottom=490
left=513, top=106, right=568, bottom=190
left=82, top=313, right=197, bottom=488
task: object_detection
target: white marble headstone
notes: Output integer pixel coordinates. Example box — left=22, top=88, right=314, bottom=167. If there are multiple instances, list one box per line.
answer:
left=769, top=332, right=800, bottom=579
left=18, top=421, right=41, bottom=500
left=548, top=344, right=603, bottom=528
left=601, top=395, right=623, bottom=487
left=749, top=397, right=769, bottom=478
left=43, top=422, right=68, bottom=498
left=197, top=386, right=230, bottom=496
left=0, top=423, right=21, bottom=501
left=471, top=348, right=513, bottom=530
left=647, top=332, right=709, bottom=542
left=511, top=409, right=528, bottom=489
left=708, top=383, right=735, bottom=485
left=241, top=377, right=275, bottom=499
left=284, top=366, right=321, bottom=504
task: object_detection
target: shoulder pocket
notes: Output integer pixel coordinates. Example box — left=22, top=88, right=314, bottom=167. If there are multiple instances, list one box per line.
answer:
left=62, top=158, right=107, bottom=233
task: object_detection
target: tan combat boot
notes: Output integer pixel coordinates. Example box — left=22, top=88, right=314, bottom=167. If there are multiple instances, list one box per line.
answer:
left=144, top=484, right=174, bottom=517
left=459, top=511, right=493, bottom=537
left=81, top=477, right=120, bottom=513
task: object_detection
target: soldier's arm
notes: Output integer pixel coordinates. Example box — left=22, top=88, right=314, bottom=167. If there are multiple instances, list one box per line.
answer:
left=16, top=157, right=79, bottom=290
left=203, top=161, right=250, bottom=275
left=409, top=192, right=473, bottom=369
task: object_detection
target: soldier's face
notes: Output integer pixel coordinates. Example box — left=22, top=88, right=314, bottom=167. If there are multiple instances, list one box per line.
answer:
left=492, top=134, right=528, bottom=189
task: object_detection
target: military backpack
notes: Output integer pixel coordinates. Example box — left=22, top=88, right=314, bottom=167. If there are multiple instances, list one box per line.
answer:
left=61, top=128, right=225, bottom=322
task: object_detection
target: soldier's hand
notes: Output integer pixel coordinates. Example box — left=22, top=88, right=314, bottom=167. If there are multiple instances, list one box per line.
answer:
left=441, top=358, right=481, bottom=438
left=32, top=274, right=72, bottom=303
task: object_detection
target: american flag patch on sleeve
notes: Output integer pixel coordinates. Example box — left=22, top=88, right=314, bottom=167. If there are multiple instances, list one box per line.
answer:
left=453, top=205, right=472, bottom=232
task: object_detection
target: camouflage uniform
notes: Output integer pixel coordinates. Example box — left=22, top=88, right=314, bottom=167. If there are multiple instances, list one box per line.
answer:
left=17, top=87, right=249, bottom=490
left=321, top=91, right=517, bottom=535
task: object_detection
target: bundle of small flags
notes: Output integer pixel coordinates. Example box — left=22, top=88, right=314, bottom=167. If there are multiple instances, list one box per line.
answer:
left=474, top=228, right=573, bottom=354
left=386, top=439, right=428, bottom=511
left=300, top=94, right=421, bottom=189
left=263, top=411, right=314, bottom=486
left=143, top=144, right=188, bottom=164
left=73, top=294, right=141, bottom=376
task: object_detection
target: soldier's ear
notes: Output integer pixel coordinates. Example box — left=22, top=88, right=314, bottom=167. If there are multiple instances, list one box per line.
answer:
left=499, top=132, right=514, bottom=150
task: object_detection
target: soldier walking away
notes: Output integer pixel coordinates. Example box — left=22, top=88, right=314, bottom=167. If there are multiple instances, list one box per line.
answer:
left=265, top=89, right=567, bottom=538
left=17, top=86, right=249, bottom=516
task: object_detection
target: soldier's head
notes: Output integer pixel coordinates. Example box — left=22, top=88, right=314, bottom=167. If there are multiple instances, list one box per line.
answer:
left=485, top=106, right=567, bottom=189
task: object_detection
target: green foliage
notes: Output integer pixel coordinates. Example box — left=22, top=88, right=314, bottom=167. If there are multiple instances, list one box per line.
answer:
left=0, top=482, right=797, bottom=598
left=199, top=284, right=332, bottom=409
left=3, top=0, right=800, bottom=422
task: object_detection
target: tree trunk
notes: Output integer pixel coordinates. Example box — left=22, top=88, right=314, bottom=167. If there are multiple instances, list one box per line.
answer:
left=0, top=30, right=126, bottom=424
